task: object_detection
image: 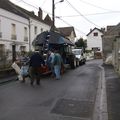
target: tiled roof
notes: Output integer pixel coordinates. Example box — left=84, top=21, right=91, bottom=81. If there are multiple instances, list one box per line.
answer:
left=57, top=26, right=76, bottom=37
left=104, top=23, right=120, bottom=36
left=86, top=27, right=104, bottom=36
left=0, top=0, right=52, bottom=26
left=0, top=0, right=28, bottom=19
left=44, top=14, right=53, bottom=25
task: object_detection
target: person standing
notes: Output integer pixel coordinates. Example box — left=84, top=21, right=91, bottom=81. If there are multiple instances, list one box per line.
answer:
left=14, top=51, right=29, bottom=82
left=29, top=51, right=45, bottom=86
left=48, top=50, right=55, bottom=77
left=53, top=50, right=63, bottom=80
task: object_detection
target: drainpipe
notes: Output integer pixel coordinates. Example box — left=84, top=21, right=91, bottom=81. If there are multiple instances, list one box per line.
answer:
left=29, top=19, right=31, bottom=51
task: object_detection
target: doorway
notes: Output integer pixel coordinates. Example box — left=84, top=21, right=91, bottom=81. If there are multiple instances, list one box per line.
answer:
left=12, top=45, right=16, bottom=62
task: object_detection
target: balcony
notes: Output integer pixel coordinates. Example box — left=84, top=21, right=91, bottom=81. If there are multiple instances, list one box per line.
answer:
left=11, top=34, right=17, bottom=40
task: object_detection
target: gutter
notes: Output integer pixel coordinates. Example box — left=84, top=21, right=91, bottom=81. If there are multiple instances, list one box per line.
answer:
left=92, top=65, right=108, bottom=120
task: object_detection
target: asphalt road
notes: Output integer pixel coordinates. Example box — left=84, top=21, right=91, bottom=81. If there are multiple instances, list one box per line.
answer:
left=0, top=60, right=103, bottom=120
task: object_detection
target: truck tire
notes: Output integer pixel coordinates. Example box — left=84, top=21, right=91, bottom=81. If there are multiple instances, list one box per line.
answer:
left=70, top=58, right=76, bottom=69
left=76, top=60, right=79, bottom=67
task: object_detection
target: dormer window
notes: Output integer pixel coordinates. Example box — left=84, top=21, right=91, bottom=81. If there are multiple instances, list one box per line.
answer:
left=93, top=32, right=98, bottom=36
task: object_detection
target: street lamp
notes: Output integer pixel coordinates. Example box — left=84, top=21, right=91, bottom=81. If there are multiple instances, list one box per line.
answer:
left=52, top=0, right=64, bottom=31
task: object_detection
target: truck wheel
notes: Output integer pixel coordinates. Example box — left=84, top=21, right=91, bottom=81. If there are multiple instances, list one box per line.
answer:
left=76, top=60, right=79, bottom=67
left=71, top=59, right=76, bottom=69
left=79, top=61, right=82, bottom=66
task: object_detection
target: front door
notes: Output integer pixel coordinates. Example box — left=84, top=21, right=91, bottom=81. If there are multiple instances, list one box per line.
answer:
left=12, top=45, right=16, bottom=62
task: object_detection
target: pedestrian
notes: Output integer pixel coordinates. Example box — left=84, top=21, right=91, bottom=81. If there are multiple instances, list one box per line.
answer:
left=53, top=50, right=63, bottom=80
left=29, top=50, right=45, bottom=86
left=15, top=51, right=29, bottom=82
left=47, top=50, right=55, bottom=77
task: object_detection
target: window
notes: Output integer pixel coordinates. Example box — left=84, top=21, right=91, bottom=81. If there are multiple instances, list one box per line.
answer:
left=11, top=23, right=16, bottom=40
left=34, top=26, right=37, bottom=35
left=20, top=46, right=26, bottom=52
left=41, top=28, right=43, bottom=32
left=0, top=19, right=2, bottom=38
left=24, top=27, right=28, bottom=41
left=11, top=24, right=16, bottom=34
left=0, top=44, right=5, bottom=59
left=93, top=32, right=98, bottom=36
left=92, top=47, right=100, bottom=51
left=0, top=44, right=5, bottom=52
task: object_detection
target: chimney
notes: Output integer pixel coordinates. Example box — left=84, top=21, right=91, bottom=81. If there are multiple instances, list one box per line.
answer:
left=31, top=11, right=35, bottom=15
left=38, top=7, right=42, bottom=20
left=101, top=28, right=105, bottom=32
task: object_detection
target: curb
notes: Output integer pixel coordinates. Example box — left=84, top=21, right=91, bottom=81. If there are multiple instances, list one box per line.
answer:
left=0, top=76, right=17, bottom=85
left=93, top=65, right=108, bottom=120
left=99, top=66, right=108, bottom=120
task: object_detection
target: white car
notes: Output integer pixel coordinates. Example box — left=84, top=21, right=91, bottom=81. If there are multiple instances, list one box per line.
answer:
left=72, top=49, right=86, bottom=66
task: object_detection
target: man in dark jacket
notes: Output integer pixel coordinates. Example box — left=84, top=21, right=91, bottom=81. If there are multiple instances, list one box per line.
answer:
left=29, top=51, right=45, bottom=86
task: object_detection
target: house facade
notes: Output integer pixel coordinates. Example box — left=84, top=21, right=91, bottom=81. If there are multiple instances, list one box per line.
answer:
left=86, top=27, right=104, bottom=52
left=0, top=0, right=51, bottom=62
left=57, top=26, right=76, bottom=43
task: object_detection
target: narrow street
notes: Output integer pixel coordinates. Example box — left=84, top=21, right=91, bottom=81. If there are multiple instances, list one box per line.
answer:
left=0, top=60, right=103, bottom=120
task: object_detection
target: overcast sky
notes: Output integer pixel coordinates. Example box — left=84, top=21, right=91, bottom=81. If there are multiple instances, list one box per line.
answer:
left=10, top=0, right=120, bottom=39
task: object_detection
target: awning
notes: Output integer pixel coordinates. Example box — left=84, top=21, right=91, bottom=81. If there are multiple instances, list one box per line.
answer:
left=32, top=31, right=74, bottom=46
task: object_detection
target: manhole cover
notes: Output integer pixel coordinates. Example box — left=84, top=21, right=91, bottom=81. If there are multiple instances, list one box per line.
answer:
left=51, top=98, right=93, bottom=118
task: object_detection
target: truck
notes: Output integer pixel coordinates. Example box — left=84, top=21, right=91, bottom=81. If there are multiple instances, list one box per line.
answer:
left=72, top=48, right=86, bottom=66
left=32, top=30, right=77, bottom=74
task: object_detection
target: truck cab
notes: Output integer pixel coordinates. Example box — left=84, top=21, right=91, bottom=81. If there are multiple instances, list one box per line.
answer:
left=72, top=48, right=86, bottom=66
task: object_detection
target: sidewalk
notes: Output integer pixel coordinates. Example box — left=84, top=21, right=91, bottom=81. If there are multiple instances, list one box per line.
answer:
left=0, top=69, right=17, bottom=84
left=0, top=75, right=17, bottom=84
left=103, top=64, right=120, bottom=120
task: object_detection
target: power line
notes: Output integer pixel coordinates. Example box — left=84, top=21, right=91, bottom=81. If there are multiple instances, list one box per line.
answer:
left=41, top=0, right=47, bottom=7
left=12, top=0, right=94, bottom=36
left=14, top=0, right=52, bottom=15
left=13, top=0, right=87, bottom=35
left=78, top=0, right=115, bottom=12
left=20, top=0, right=39, bottom=9
left=59, top=11, right=120, bottom=18
left=65, top=0, right=101, bottom=28
left=56, top=16, right=86, bottom=35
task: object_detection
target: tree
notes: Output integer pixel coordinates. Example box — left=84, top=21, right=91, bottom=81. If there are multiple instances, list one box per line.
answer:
left=75, top=38, right=87, bottom=52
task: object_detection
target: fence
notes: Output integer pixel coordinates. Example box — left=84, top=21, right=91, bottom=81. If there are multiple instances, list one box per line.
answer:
left=0, top=50, right=13, bottom=70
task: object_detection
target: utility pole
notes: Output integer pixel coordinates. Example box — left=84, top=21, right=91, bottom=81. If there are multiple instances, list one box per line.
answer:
left=52, top=0, right=64, bottom=31
left=52, top=0, right=55, bottom=31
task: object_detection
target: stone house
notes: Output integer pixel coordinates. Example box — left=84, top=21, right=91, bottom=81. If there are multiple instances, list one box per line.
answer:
left=102, top=22, right=120, bottom=74
left=102, top=25, right=116, bottom=62
left=113, top=36, right=120, bottom=73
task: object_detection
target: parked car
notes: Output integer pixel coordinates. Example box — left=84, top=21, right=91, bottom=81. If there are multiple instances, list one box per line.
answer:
left=72, top=48, right=86, bottom=66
